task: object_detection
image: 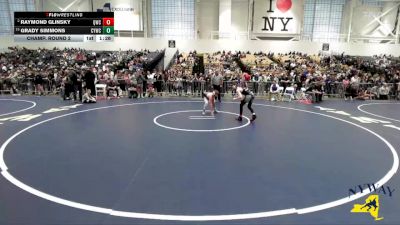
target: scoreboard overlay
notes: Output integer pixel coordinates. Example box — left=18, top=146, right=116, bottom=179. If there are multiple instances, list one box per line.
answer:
left=14, top=12, right=114, bottom=42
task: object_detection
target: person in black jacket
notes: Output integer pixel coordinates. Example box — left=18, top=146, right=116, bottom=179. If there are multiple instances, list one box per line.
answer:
left=63, top=73, right=73, bottom=100
left=75, top=71, right=83, bottom=102
left=34, top=72, right=45, bottom=95
left=69, top=70, right=82, bottom=102
left=155, top=72, right=163, bottom=96
left=106, top=78, right=119, bottom=99
left=143, top=71, right=148, bottom=97
left=84, top=69, right=96, bottom=96
left=305, top=82, right=323, bottom=103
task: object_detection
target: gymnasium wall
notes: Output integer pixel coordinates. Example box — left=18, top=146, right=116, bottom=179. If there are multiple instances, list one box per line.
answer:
left=231, top=0, right=249, bottom=33
left=196, top=0, right=220, bottom=39
left=341, top=0, right=400, bottom=38
left=1, top=36, right=400, bottom=56
left=40, top=0, right=143, bottom=31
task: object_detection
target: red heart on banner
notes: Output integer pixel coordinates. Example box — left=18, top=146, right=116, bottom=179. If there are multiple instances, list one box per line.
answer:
left=276, top=0, right=292, bottom=13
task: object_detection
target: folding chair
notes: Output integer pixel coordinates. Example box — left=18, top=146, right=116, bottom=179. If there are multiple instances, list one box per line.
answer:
left=282, top=87, right=295, bottom=102
left=95, top=84, right=107, bottom=99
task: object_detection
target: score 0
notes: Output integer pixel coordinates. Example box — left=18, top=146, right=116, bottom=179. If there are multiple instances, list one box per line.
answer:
left=102, top=17, right=114, bottom=35
left=103, top=18, right=114, bottom=26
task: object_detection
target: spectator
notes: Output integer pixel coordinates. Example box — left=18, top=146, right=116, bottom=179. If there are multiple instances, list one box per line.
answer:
left=355, top=88, right=374, bottom=100
left=69, top=70, right=82, bottom=102
left=270, top=80, right=280, bottom=101
left=106, top=78, right=119, bottom=99
left=63, top=74, right=73, bottom=100
left=305, top=82, right=323, bottom=103
left=136, top=71, right=145, bottom=98
left=378, top=83, right=390, bottom=100
left=84, top=69, right=96, bottom=96
left=155, top=71, right=163, bottom=96
left=34, top=72, right=45, bottom=95
left=143, top=71, right=149, bottom=97
left=82, top=89, right=96, bottom=103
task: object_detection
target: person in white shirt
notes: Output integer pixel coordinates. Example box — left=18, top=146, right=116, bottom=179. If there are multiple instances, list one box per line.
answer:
left=269, top=80, right=280, bottom=101
left=82, top=89, right=96, bottom=103
left=378, top=83, right=390, bottom=100
left=260, top=74, right=268, bottom=94
left=350, top=74, right=360, bottom=96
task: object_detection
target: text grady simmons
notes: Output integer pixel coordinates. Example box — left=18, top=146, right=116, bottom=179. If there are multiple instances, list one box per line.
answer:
left=20, top=28, right=65, bottom=34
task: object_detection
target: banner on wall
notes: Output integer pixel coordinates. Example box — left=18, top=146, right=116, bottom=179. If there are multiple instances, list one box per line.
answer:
left=95, top=0, right=142, bottom=31
left=253, top=0, right=302, bottom=34
left=322, top=43, right=329, bottom=51
left=168, top=40, right=176, bottom=48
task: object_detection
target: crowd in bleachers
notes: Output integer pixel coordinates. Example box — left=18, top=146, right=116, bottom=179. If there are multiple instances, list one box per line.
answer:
left=164, top=50, right=399, bottom=101
left=198, top=51, right=400, bottom=101
left=240, top=51, right=400, bottom=100
left=163, top=51, right=198, bottom=96
left=0, top=47, right=165, bottom=101
left=1, top=47, right=400, bottom=102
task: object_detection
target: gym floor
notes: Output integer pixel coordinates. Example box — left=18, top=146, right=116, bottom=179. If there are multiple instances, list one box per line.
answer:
left=0, top=96, right=399, bottom=225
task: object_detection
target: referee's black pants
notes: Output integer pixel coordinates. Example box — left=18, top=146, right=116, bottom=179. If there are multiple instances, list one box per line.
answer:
left=213, top=84, right=221, bottom=102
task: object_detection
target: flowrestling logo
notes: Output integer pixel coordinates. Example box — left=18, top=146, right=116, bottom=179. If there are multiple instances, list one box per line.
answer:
left=262, top=0, right=293, bottom=32
left=97, top=3, right=134, bottom=12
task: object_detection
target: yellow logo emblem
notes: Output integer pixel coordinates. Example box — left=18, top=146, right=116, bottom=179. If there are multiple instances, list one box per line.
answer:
left=351, top=195, right=383, bottom=221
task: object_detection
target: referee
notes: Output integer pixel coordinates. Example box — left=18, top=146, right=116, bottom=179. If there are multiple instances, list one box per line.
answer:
left=211, top=72, right=223, bottom=102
